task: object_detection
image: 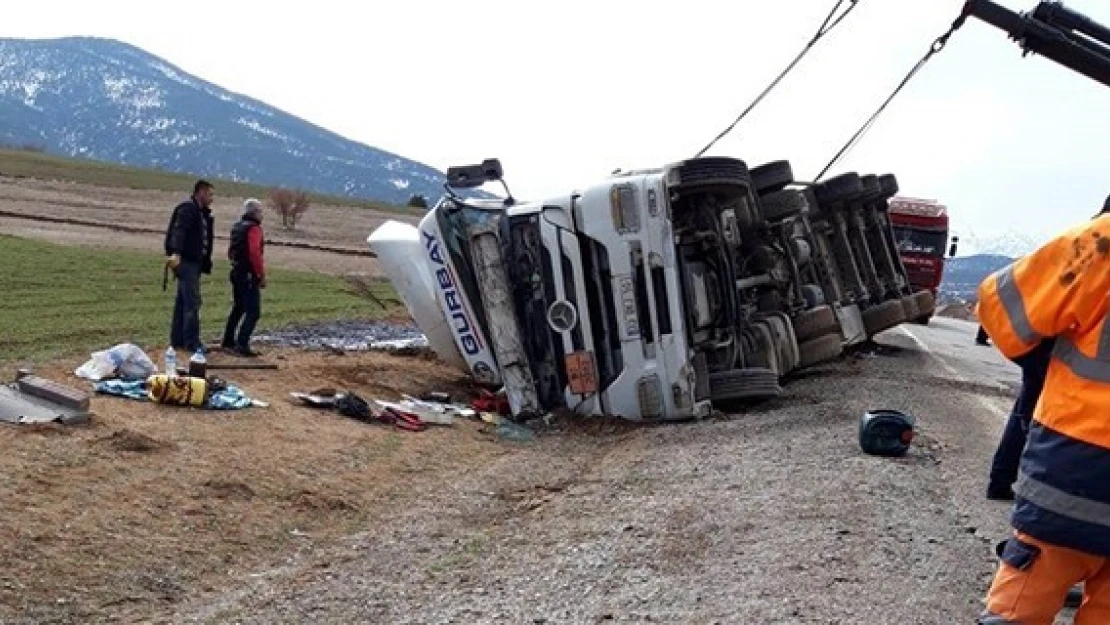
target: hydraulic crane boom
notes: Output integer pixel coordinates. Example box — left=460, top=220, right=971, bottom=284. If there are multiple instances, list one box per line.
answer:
left=962, top=0, right=1110, bottom=88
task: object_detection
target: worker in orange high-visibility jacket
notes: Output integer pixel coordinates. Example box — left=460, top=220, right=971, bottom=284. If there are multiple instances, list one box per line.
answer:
left=975, top=207, right=1110, bottom=625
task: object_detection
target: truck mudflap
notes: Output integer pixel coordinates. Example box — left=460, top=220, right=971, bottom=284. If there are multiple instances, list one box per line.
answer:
left=467, top=215, right=543, bottom=418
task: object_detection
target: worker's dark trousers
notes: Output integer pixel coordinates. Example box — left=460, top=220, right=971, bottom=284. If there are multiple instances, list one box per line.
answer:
left=987, top=339, right=1055, bottom=493
left=222, top=273, right=261, bottom=350
left=170, top=261, right=203, bottom=351
left=976, top=325, right=990, bottom=344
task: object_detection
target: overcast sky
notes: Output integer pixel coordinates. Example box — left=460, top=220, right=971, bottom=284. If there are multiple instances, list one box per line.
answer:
left=4, top=0, right=1109, bottom=250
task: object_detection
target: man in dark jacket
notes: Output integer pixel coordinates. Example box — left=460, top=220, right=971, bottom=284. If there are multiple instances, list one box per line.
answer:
left=221, top=198, right=266, bottom=357
left=165, top=180, right=215, bottom=352
left=986, top=337, right=1055, bottom=501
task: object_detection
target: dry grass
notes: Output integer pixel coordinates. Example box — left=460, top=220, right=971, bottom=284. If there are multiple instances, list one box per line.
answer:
left=0, top=347, right=508, bottom=623
left=0, top=147, right=419, bottom=215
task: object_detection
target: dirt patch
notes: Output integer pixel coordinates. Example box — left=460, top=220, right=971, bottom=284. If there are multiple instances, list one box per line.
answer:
left=201, top=480, right=256, bottom=501
left=287, top=489, right=359, bottom=514
left=0, top=346, right=509, bottom=623
left=95, top=429, right=175, bottom=453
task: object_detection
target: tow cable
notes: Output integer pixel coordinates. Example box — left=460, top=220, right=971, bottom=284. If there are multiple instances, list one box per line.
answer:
left=814, top=9, right=971, bottom=181
left=694, top=0, right=863, bottom=158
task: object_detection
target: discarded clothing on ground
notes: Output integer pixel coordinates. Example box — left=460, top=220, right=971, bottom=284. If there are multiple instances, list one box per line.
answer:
left=75, top=343, right=157, bottom=381
left=293, top=388, right=428, bottom=432
left=291, top=388, right=341, bottom=409
left=94, top=377, right=255, bottom=410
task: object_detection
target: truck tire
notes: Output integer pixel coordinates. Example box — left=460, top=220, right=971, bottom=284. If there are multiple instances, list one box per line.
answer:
left=815, top=172, right=864, bottom=206
left=709, top=368, right=782, bottom=402
left=792, top=305, right=839, bottom=342
left=901, top=295, right=921, bottom=321
left=751, top=160, right=794, bottom=195
left=759, top=189, right=807, bottom=222
left=750, top=323, right=781, bottom=376
left=666, top=156, right=752, bottom=191
left=860, top=174, right=883, bottom=202
left=913, top=290, right=936, bottom=317
left=878, top=173, right=899, bottom=199
left=798, top=333, right=844, bottom=369
left=766, top=312, right=800, bottom=373
left=863, top=300, right=907, bottom=337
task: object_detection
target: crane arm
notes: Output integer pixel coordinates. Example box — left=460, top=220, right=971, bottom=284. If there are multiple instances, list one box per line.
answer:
left=962, top=0, right=1110, bottom=88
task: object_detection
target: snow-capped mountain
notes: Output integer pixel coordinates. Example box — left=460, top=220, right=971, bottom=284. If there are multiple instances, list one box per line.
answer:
left=939, top=254, right=1013, bottom=303
left=951, top=229, right=1039, bottom=259
left=0, top=37, right=471, bottom=205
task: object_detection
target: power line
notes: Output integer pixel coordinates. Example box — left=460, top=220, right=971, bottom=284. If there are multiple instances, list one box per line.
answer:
left=814, top=11, right=970, bottom=182
left=694, top=0, right=863, bottom=158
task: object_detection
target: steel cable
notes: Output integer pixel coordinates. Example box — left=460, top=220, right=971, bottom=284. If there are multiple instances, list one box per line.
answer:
left=694, top=0, right=863, bottom=158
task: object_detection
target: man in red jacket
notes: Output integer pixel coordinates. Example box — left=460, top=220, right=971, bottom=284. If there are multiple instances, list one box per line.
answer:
left=221, top=198, right=267, bottom=357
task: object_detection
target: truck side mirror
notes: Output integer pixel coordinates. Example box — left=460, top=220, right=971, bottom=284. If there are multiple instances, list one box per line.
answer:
left=446, top=158, right=504, bottom=189
left=948, top=235, right=959, bottom=258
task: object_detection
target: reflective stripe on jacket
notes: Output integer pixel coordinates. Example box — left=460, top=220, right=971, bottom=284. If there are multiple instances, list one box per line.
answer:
left=977, top=214, right=1110, bottom=556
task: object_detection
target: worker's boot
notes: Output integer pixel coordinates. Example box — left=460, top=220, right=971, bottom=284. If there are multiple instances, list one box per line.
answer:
left=986, top=483, right=1015, bottom=501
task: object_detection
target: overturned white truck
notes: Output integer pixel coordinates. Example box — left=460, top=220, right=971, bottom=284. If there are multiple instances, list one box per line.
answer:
left=368, top=157, right=935, bottom=421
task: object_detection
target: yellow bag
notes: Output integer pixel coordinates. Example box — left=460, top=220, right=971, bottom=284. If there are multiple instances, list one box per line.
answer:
left=147, top=374, right=207, bottom=407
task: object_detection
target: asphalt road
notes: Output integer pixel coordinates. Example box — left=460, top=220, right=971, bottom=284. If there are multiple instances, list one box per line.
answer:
left=892, top=317, right=1019, bottom=392
left=172, top=318, right=1074, bottom=625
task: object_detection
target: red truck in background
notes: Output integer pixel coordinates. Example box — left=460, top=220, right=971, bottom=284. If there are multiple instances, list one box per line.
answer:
left=887, top=197, right=957, bottom=324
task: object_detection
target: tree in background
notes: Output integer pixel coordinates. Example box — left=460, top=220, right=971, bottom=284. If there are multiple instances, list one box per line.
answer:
left=268, top=187, right=311, bottom=230
left=407, top=193, right=429, bottom=209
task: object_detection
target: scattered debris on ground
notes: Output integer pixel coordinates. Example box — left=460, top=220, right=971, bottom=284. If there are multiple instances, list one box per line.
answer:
left=0, top=370, right=92, bottom=425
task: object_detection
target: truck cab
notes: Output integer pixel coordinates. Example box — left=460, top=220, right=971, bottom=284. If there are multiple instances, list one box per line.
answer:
left=370, top=159, right=741, bottom=421
left=887, top=197, right=955, bottom=323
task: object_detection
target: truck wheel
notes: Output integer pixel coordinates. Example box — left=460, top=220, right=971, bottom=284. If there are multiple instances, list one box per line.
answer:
left=759, top=189, right=807, bottom=223
left=860, top=174, right=883, bottom=202
left=750, top=323, right=781, bottom=376
left=798, top=333, right=844, bottom=369
left=913, top=290, right=936, bottom=317
left=764, top=312, right=800, bottom=374
left=665, top=156, right=752, bottom=191
left=901, top=295, right=921, bottom=321
left=709, top=368, right=782, bottom=402
left=878, top=173, right=899, bottom=199
left=815, top=172, right=864, bottom=206
left=751, top=160, right=794, bottom=195
left=792, top=305, right=839, bottom=342
left=862, top=300, right=907, bottom=337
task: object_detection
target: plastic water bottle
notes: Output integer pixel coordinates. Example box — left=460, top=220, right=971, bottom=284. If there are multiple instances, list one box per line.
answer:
left=188, top=349, right=207, bottom=379
left=164, top=347, right=178, bottom=378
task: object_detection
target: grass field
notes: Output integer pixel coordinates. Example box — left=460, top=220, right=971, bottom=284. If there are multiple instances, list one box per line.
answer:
left=0, top=234, right=399, bottom=363
left=0, top=147, right=421, bottom=215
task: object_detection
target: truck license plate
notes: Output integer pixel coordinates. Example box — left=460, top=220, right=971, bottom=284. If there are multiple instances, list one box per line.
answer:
left=565, top=351, right=598, bottom=395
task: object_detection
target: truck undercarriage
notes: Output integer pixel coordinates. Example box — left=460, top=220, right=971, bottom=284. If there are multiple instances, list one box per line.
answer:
left=369, top=155, right=939, bottom=421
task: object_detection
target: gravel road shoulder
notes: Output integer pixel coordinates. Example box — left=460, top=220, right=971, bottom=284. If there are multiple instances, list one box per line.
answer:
left=171, top=337, right=1028, bottom=624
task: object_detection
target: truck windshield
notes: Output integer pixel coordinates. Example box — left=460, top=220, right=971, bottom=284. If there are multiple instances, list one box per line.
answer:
left=433, top=206, right=492, bottom=343
left=892, top=226, right=947, bottom=256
